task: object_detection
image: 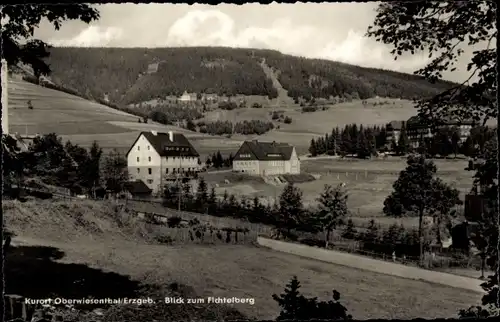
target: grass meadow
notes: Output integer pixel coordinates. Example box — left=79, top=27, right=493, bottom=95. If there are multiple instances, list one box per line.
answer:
left=4, top=199, right=481, bottom=320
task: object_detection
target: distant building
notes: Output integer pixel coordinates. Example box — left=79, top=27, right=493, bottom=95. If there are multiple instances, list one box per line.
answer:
left=126, top=131, right=201, bottom=194
left=233, top=140, right=300, bottom=176
left=201, top=93, right=218, bottom=102
left=147, top=62, right=159, bottom=74
left=179, top=91, right=197, bottom=102
left=386, top=116, right=476, bottom=150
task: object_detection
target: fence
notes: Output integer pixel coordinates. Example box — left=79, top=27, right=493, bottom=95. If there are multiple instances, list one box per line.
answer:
left=256, top=236, right=484, bottom=293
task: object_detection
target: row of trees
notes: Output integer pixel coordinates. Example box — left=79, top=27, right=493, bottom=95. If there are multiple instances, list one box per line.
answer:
left=205, top=151, right=234, bottom=169
left=162, top=155, right=462, bottom=261
left=197, top=120, right=275, bottom=136
left=3, top=133, right=129, bottom=196
left=308, top=124, right=388, bottom=158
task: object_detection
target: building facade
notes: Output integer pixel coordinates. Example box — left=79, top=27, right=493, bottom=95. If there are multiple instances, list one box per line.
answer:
left=232, top=140, right=300, bottom=176
left=126, top=131, right=200, bottom=194
left=386, top=116, right=476, bottom=150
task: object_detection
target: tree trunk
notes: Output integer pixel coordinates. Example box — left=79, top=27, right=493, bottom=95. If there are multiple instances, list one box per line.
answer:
left=325, top=229, right=331, bottom=249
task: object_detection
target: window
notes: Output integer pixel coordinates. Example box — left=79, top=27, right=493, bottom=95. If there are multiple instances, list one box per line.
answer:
left=166, top=168, right=169, bottom=174
left=148, top=156, right=151, bottom=162
left=137, top=146, right=140, bottom=151
left=136, top=157, right=140, bottom=162
left=137, top=168, right=140, bottom=173
left=148, top=168, right=152, bottom=175
left=147, top=179, right=153, bottom=184
left=147, top=145, right=150, bottom=150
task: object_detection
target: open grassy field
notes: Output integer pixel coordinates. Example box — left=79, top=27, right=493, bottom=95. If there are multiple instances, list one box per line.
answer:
left=201, top=158, right=472, bottom=220
left=4, top=200, right=481, bottom=320
left=7, top=79, right=243, bottom=157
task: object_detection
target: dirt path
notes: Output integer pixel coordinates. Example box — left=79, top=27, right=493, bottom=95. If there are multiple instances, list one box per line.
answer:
left=258, top=237, right=484, bottom=293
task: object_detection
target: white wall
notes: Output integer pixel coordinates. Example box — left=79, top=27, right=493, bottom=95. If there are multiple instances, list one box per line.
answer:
left=161, top=155, right=199, bottom=174
left=127, top=134, right=161, bottom=167
left=233, top=160, right=259, bottom=174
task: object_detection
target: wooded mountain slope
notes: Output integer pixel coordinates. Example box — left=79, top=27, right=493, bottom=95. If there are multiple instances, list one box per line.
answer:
left=45, top=47, right=455, bottom=105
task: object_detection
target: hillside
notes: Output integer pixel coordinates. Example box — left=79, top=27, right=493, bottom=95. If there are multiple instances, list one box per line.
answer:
left=4, top=199, right=480, bottom=320
left=7, top=78, right=241, bottom=156
left=44, top=47, right=456, bottom=106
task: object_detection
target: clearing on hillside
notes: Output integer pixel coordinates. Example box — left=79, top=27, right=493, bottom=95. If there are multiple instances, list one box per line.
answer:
left=4, top=200, right=480, bottom=320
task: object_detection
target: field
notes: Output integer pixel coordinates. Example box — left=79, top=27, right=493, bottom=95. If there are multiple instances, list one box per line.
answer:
left=201, top=158, right=473, bottom=224
left=4, top=200, right=481, bottom=320
left=8, top=79, right=422, bottom=158
left=7, top=79, right=242, bottom=157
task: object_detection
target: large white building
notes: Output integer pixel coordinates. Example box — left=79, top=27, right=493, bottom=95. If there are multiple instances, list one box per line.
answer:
left=126, top=131, right=201, bottom=194
left=232, top=140, right=300, bottom=176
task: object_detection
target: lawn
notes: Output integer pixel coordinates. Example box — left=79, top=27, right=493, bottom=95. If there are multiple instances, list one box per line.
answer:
left=4, top=200, right=480, bottom=320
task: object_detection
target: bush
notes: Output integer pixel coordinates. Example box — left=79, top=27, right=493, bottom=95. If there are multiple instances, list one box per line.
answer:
left=283, top=116, right=292, bottom=124
left=167, top=216, right=182, bottom=228
left=273, top=276, right=352, bottom=320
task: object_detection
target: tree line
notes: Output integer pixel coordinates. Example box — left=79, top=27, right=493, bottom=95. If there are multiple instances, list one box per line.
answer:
left=308, top=124, right=388, bottom=158
left=205, top=151, right=234, bottom=169
left=44, top=47, right=278, bottom=105
left=162, top=154, right=466, bottom=262
left=41, top=46, right=457, bottom=108
left=2, top=133, right=128, bottom=197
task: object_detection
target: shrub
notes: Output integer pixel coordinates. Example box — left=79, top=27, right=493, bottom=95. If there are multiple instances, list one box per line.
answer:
left=167, top=216, right=182, bottom=228
left=284, top=116, right=292, bottom=124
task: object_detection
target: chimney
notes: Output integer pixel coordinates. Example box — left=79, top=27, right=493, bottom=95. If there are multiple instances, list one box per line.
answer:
left=151, top=130, right=157, bottom=136
left=168, top=131, right=174, bottom=142
left=1, top=59, right=9, bottom=135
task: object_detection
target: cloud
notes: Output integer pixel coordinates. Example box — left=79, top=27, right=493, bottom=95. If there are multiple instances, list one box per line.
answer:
left=164, top=9, right=430, bottom=72
left=49, top=26, right=123, bottom=47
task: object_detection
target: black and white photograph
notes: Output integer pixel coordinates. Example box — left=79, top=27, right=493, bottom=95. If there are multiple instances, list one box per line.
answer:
left=1, top=1, right=498, bottom=321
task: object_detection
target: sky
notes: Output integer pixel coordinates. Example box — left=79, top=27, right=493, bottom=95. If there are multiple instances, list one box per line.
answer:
left=32, top=2, right=485, bottom=83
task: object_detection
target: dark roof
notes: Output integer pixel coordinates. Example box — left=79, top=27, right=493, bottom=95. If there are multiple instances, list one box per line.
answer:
left=126, top=131, right=199, bottom=157
left=233, top=140, right=295, bottom=161
left=124, top=180, right=152, bottom=194
left=386, top=120, right=403, bottom=131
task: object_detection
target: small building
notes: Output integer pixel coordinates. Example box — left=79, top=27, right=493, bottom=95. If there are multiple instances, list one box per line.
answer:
left=233, top=140, right=300, bottom=176
left=179, top=91, right=197, bottom=102
left=123, top=180, right=152, bottom=199
left=126, top=131, right=201, bottom=194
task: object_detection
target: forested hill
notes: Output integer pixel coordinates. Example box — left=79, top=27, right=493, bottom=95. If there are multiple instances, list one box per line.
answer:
left=44, top=47, right=456, bottom=105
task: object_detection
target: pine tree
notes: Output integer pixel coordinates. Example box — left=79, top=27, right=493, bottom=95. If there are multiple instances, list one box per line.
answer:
left=278, top=183, right=304, bottom=238
left=195, top=177, right=208, bottom=212
left=341, top=219, right=357, bottom=239
left=356, top=129, right=370, bottom=159
left=308, top=138, right=318, bottom=157
left=397, top=123, right=410, bottom=155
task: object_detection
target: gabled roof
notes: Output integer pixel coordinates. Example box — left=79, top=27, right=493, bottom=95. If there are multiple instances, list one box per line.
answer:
left=124, top=180, right=152, bottom=194
left=386, top=120, right=403, bottom=131
left=126, top=131, right=199, bottom=157
left=234, top=140, right=295, bottom=161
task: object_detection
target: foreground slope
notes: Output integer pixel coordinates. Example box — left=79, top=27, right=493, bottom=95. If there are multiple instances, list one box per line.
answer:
left=45, top=47, right=455, bottom=105
left=4, top=199, right=480, bottom=320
